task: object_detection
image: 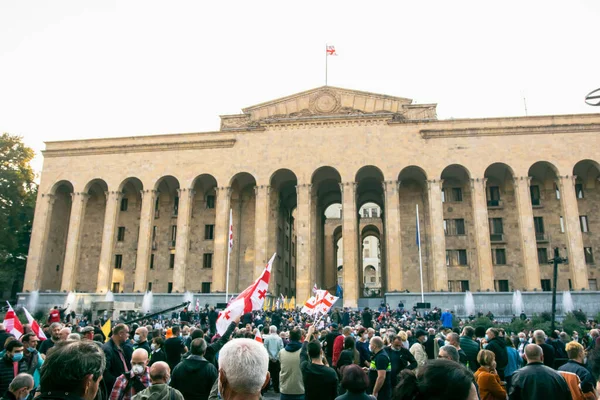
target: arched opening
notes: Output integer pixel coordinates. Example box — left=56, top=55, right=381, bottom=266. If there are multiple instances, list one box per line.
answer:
left=230, top=172, right=257, bottom=291
left=75, top=179, right=108, bottom=292
left=325, top=205, right=343, bottom=292
left=361, top=223, right=382, bottom=297
left=41, top=181, right=74, bottom=291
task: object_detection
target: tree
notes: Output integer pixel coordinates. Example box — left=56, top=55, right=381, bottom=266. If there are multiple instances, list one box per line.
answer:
left=0, top=133, right=37, bottom=299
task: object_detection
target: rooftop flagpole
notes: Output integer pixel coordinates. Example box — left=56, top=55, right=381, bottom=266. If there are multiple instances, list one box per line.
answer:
left=417, top=204, right=424, bottom=303
left=225, top=208, right=232, bottom=303
left=325, top=43, right=328, bottom=86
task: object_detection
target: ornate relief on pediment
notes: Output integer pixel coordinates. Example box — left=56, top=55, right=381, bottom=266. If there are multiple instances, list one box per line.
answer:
left=310, top=89, right=341, bottom=114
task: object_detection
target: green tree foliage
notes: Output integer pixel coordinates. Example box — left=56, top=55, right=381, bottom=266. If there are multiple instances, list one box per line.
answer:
left=0, top=133, right=37, bottom=296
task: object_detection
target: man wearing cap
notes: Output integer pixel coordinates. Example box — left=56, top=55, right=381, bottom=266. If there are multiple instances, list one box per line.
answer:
left=324, top=324, right=340, bottom=367
left=409, top=330, right=428, bottom=368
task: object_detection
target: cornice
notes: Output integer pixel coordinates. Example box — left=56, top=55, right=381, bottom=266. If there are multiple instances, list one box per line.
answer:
left=43, top=138, right=237, bottom=158
left=420, top=123, right=600, bottom=139
left=262, top=114, right=393, bottom=130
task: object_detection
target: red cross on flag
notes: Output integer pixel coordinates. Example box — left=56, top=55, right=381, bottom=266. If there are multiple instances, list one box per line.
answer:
left=3, top=302, right=23, bottom=339
left=216, top=253, right=276, bottom=336
left=301, top=296, right=318, bottom=316
left=228, top=209, right=234, bottom=250
left=23, top=307, right=46, bottom=340
left=326, top=45, right=337, bottom=56
left=316, top=290, right=338, bottom=314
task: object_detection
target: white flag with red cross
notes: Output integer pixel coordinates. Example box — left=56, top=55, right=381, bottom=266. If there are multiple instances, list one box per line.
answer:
left=301, top=296, right=318, bottom=315
left=216, top=253, right=276, bottom=336
left=3, top=302, right=23, bottom=339
left=316, top=290, right=338, bottom=314
left=23, top=307, right=47, bottom=340
left=228, top=209, right=234, bottom=250
left=254, top=330, right=263, bottom=343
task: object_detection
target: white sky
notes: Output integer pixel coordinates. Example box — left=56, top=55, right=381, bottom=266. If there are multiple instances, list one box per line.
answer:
left=1, top=1, right=599, bottom=174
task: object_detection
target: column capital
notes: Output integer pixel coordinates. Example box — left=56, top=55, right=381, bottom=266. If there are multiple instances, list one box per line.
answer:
left=71, top=192, right=91, bottom=203
left=426, top=179, right=444, bottom=190
left=104, top=191, right=123, bottom=202
left=41, top=193, right=56, bottom=205
left=295, top=183, right=312, bottom=190
left=176, top=188, right=195, bottom=197
left=253, top=185, right=270, bottom=195
left=557, top=175, right=577, bottom=187
left=470, top=177, right=488, bottom=189
left=216, top=186, right=232, bottom=194
left=513, top=176, right=532, bottom=185
left=339, top=181, right=357, bottom=191
left=140, top=189, right=157, bottom=199
left=382, top=180, right=400, bottom=193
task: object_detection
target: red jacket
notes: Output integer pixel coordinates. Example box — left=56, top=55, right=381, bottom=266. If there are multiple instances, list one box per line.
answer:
left=332, top=334, right=345, bottom=366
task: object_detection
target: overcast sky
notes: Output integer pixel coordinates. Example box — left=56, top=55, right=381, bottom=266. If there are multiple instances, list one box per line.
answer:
left=1, top=0, right=599, bottom=173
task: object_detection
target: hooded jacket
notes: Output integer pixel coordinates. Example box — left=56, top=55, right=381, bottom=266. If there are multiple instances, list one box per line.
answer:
left=170, top=355, right=217, bottom=400
left=279, top=341, right=304, bottom=395
left=485, top=337, right=508, bottom=372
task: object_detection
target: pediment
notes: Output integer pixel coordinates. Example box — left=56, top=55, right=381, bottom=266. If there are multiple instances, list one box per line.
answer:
left=220, top=86, right=436, bottom=130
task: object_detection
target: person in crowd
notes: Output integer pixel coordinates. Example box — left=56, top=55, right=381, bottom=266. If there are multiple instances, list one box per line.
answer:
left=204, top=316, right=239, bottom=367
left=164, top=326, right=187, bottom=372
left=409, top=330, right=428, bottom=368
left=109, top=348, right=150, bottom=400
left=341, top=308, right=350, bottom=327
left=133, top=327, right=151, bottom=356
left=355, top=328, right=370, bottom=368
left=263, top=325, right=283, bottom=393
left=278, top=327, right=304, bottom=400
left=37, top=340, right=105, bottom=400
left=171, top=338, right=217, bottom=400
left=80, top=326, right=95, bottom=341
left=336, top=336, right=358, bottom=375
left=300, top=325, right=338, bottom=400
left=504, top=336, right=522, bottom=392
left=517, top=332, right=528, bottom=359
left=558, top=341, right=597, bottom=397
left=474, top=349, right=507, bottom=400
left=103, top=324, right=133, bottom=392
left=440, top=309, right=453, bottom=329
left=438, top=345, right=460, bottom=362
left=508, top=344, right=571, bottom=400
left=332, top=326, right=352, bottom=367
left=394, top=359, right=478, bottom=400
left=368, top=336, right=391, bottom=400
left=0, top=341, right=27, bottom=396
left=484, top=328, right=508, bottom=380
left=47, top=307, right=62, bottom=324
left=362, top=308, right=372, bottom=329
left=131, top=362, right=183, bottom=400
left=424, top=328, right=436, bottom=360
left=446, top=332, right=467, bottom=366
left=93, top=320, right=106, bottom=342
left=335, top=364, right=376, bottom=400
left=207, top=308, right=218, bottom=335
left=39, top=323, right=61, bottom=355
left=20, top=333, right=43, bottom=392
left=149, top=337, right=167, bottom=366
left=0, top=326, right=11, bottom=354
left=533, top=329, right=555, bottom=369
left=0, top=373, right=33, bottom=400
left=324, top=324, right=341, bottom=367
left=387, top=332, right=417, bottom=388
left=460, top=326, right=480, bottom=372
left=58, top=328, right=71, bottom=342
left=216, top=339, right=270, bottom=400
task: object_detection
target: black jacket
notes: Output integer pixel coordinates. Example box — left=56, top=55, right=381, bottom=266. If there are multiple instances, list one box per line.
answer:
left=205, top=322, right=236, bottom=367
left=0, top=356, right=27, bottom=396
left=170, top=355, right=217, bottom=400
left=102, top=339, right=133, bottom=392
left=386, top=346, right=417, bottom=388
left=0, top=332, right=12, bottom=351
left=486, top=337, right=508, bottom=371
left=509, top=362, right=571, bottom=400
left=558, top=360, right=596, bottom=393
left=134, top=341, right=151, bottom=357
left=148, top=349, right=167, bottom=367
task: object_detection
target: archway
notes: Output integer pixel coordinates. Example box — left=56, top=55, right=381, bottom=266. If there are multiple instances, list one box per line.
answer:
left=324, top=205, right=343, bottom=292
left=361, top=223, right=382, bottom=297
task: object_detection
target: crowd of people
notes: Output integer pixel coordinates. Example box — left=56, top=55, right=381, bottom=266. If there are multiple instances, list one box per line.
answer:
left=0, top=302, right=599, bottom=400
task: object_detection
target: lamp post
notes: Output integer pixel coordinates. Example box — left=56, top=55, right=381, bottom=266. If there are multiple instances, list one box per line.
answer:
left=549, top=247, right=568, bottom=332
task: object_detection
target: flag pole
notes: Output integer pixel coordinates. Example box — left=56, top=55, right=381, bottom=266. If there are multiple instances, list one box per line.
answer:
left=417, top=204, right=424, bottom=303
left=225, top=208, right=232, bottom=303
left=325, top=43, right=328, bottom=86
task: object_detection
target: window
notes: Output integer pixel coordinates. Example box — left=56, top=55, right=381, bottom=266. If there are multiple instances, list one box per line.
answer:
left=495, top=280, right=509, bottom=292
left=589, top=279, right=598, bottom=291
left=205, top=224, right=215, bottom=240
left=585, top=247, right=594, bottom=264
left=534, top=217, right=545, bottom=240
left=569, top=279, right=572, bottom=290
left=169, top=253, right=175, bottom=269
left=202, top=282, right=211, bottom=293
left=120, top=198, right=128, bottom=211
left=167, top=282, right=173, bottom=293
left=285, top=235, right=289, bottom=251
left=455, top=219, right=465, bottom=235
left=150, top=254, right=155, bottom=269
left=458, top=250, right=468, bottom=265
left=371, top=208, right=379, bottom=218
left=444, top=219, right=465, bottom=236
left=541, top=279, right=551, bottom=292
left=560, top=216, right=565, bottom=233
left=203, top=253, right=213, bottom=269
left=147, top=282, right=152, bottom=291
left=537, top=248, right=548, bottom=264
left=285, top=261, right=289, bottom=277
left=173, top=196, right=179, bottom=216
left=154, top=197, right=160, bottom=218
left=206, top=195, right=215, bottom=209
left=530, top=185, right=541, bottom=206
left=452, top=188, right=463, bottom=202
left=487, top=186, right=500, bottom=206
left=370, top=277, right=376, bottom=283
left=493, top=249, right=507, bottom=265
left=112, top=282, right=120, bottom=293
left=292, top=242, right=295, bottom=258
left=170, top=225, right=177, bottom=246
left=575, top=183, right=584, bottom=199
left=115, top=254, right=123, bottom=269
left=555, top=183, right=560, bottom=200
left=489, top=218, right=503, bottom=241
left=152, top=226, right=157, bottom=241
left=117, top=227, right=126, bottom=242
left=446, top=250, right=468, bottom=266
left=442, top=188, right=463, bottom=202
left=448, top=280, right=470, bottom=292
left=362, top=209, right=369, bottom=218
left=580, top=216, right=589, bottom=233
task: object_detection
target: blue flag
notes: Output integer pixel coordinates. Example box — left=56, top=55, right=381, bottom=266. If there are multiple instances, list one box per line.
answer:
left=336, top=284, right=343, bottom=297
left=416, top=213, right=420, bottom=247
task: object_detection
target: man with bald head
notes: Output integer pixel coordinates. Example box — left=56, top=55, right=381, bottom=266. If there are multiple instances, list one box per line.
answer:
left=132, top=362, right=184, bottom=400
left=134, top=327, right=151, bottom=356
left=368, top=336, right=392, bottom=400
left=508, top=344, right=571, bottom=400
left=109, top=348, right=151, bottom=400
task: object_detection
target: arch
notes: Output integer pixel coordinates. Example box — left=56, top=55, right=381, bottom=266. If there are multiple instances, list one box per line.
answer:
left=573, top=159, right=600, bottom=178
left=270, top=168, right=298, bottom=189
left=356, top=166, right=385, bottom=209
left=484, top=163, right=516, bottom=181
left=364, top=265, right=377, bottom=273
left=49, top=180, right=74, bottom=195
left=154, top=175, right=180, bottom=192
left=270, top=169, right=298, bottom=210
left=311, top=166, right=342, bottom=184
left=192, top=174, right=218, bottom=195
left=118, top=177, right=143, bottom=193
left=440, top=164, right=472, bottom=181
left=355, top=165, right=385, bottom=182
left=527, top=161, right=559, bottom=179
left=361, top=224, right=381, bottom=239
left=229, top=172, right=257, bottom=190
left=83, top=178, right=108, bottom=194
left=398, top=165, right=428, bottom=182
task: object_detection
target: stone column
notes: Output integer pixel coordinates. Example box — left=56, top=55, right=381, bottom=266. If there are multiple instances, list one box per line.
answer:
left=173, top=188, right=194, bottom=292
left=96, top=191, right=122, bottom=293
left=254, top=185, right=270, bottom=279
left=310, top=193, right=319, bottom=287
left=212, top=187, right=231, bottom=293
left=557, top=175, right=588, bottom=290
left=470, top=178, right=495, bottom=291
left=383, top=180, right=402, bottom=292
left=134, top=189, right=156, bottom=292
left=60, top=192, right=90, bottom=291
left=23, top=193, right=56, bottom=291
left=341, top=182, right=359, bottom=307
left=426, top=179, right=448, bottom=291
left=513, top=177, right=541, bottom=290
left=295, top=184, right=312, bottom=303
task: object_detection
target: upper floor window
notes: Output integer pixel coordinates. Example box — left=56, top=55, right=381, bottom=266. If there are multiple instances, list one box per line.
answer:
left=530, top=185, right=541, bottom=206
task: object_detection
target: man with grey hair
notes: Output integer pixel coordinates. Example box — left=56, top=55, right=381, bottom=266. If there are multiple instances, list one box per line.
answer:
left=263, top=325, right=283, bottom=393
left=132, top=362, right=183, bottom=400
left=217, top=338, right=270, bottom=400
left=438, top=345, right=460, bottom=362
left=39, top=323, right=62, bottom=355
left=508, top=344, right=571, bottom=400
left=1, top=373, right=34, bottom=400
left=446, top=332, right=468, bottom=366
left=171, top=338, right=217, bottom=400
left=533, top=329, right=555, bottom=368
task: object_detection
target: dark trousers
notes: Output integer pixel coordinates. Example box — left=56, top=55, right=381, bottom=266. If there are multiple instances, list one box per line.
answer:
left=280, top=394, right=304, bottom=400
left=269, top=359, right=281, bottom=392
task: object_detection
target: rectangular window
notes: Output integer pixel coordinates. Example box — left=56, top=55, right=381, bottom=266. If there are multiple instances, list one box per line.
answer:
left=580, top=216, right=589, bottom=233
left=446, top=250, right=468, bottom=266
left=452, top=187, right=463, bottom=202
left=112, top=282, right=120, bottom=293
left=584, top=247, right=594, bottom=264
left=167, top=282, right=173, bottom=294
left=458, top=249, right=468, bottom=265
left=202, top=282, right=211, bottom=293
left=534, top=217, right=545, bottom=240
left=173, top=196, right=179, bottom=216
left=206, top=195, right=215, bottom=209
left=489, top=218, right=504, bottom=234
left=575, top=183, right=584, bottom=199
left=444, top=219, right=465, bottom=236
left=362, top=209, right=369, bottom=218
left=560, top=216, right=565, bottom=233
left=171, top=225, right=177, bottom=246
left=150, top=254, right=155, bottom=269
left=541, top=279, right=551, bottom=292
left=120, top=198, right=128, bottom=211
left=154, top=197, right=160, bottom=218
left=495, top=280, right=509, bottom=292
left=285, top=235, right=289, bottom=251
left=555, top=183, right=561, bottom=200
left=493, top=249, right=507, bottom=265
left=117, top=226, right=126, bottom=242
left=455, top=219, right=465, bottom=235
left=537, top=248, right=548, bottom=264
left=449, top=280, right=470, bottom=293
left=115, top=254, right=123, bottom=269
left=285, top=261, right=289, bottom=277
left=147, top=282, right=152, bottom=291
left=530, top=185, right=541, bottom=206
left=487, top=186, right=500, bottom=206
left=372, top=208, right=379, bottom=218
left=441, top=189, right=446, bottom=203
left=569, top=279, right=572, bottom=291
left=589, top=279, right=598, bottom=291
left=203, top=253, right=213, bottom=269
left=152, top=226, right=157, bottom=241
left=169, top=253, right=175, bottom=269
left=443, top=219, right=448, bottom=235
left=291, top=242, right=295, bottom=258
left=205, top=224, right=215, bottom=240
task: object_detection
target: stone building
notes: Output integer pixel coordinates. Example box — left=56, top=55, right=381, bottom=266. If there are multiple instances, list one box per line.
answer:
left=23, top=86, right=600, bottom=307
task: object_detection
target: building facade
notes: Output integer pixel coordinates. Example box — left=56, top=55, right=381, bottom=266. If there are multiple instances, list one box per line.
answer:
left=23, top=86, right=600, bottom=307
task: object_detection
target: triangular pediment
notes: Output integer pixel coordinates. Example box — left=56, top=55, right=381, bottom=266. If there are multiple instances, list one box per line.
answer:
left=220, top=86, right=436, bottom=130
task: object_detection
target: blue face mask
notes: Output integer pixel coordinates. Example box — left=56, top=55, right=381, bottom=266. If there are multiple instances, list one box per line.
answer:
left=27, top=347, right=36, bottom=353
left=12, top=353, right=23, bottom=362
left=485, top=334, right=489, bottom=341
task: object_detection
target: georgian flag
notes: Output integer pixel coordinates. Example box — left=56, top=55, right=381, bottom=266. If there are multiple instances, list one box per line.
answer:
left=216, top=253, right=276, bottom=336
left=228, top=209, right=234, bottom=249
left=254, top=330, right=263, bottom=343
left=316, top=290, right=338, bottom=314
left=301, top=296, right=318, bottom=316
left=23, top=307, right=47, bottom=340
left=326, top=45, right=337, bottom=56
left=3, top=302, right=23, bottom=339
left=195, top=299, right=200, bottom=313
left=312, top=283, right=318, bottom=294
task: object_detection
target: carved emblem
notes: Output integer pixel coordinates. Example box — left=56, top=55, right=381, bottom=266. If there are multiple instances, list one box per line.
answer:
left=310, top=89, right=341, bottom=114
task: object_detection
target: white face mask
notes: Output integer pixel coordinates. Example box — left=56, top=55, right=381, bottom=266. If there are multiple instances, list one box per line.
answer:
left=422, top=337, right=428, bottom=343
left=132, top=365, right=145, bottom=375
left=151, top=343, right=157, bottom=351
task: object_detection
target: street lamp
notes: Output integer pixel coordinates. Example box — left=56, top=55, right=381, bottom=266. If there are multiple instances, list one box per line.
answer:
left=549, top=247, right=568, bottom=332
